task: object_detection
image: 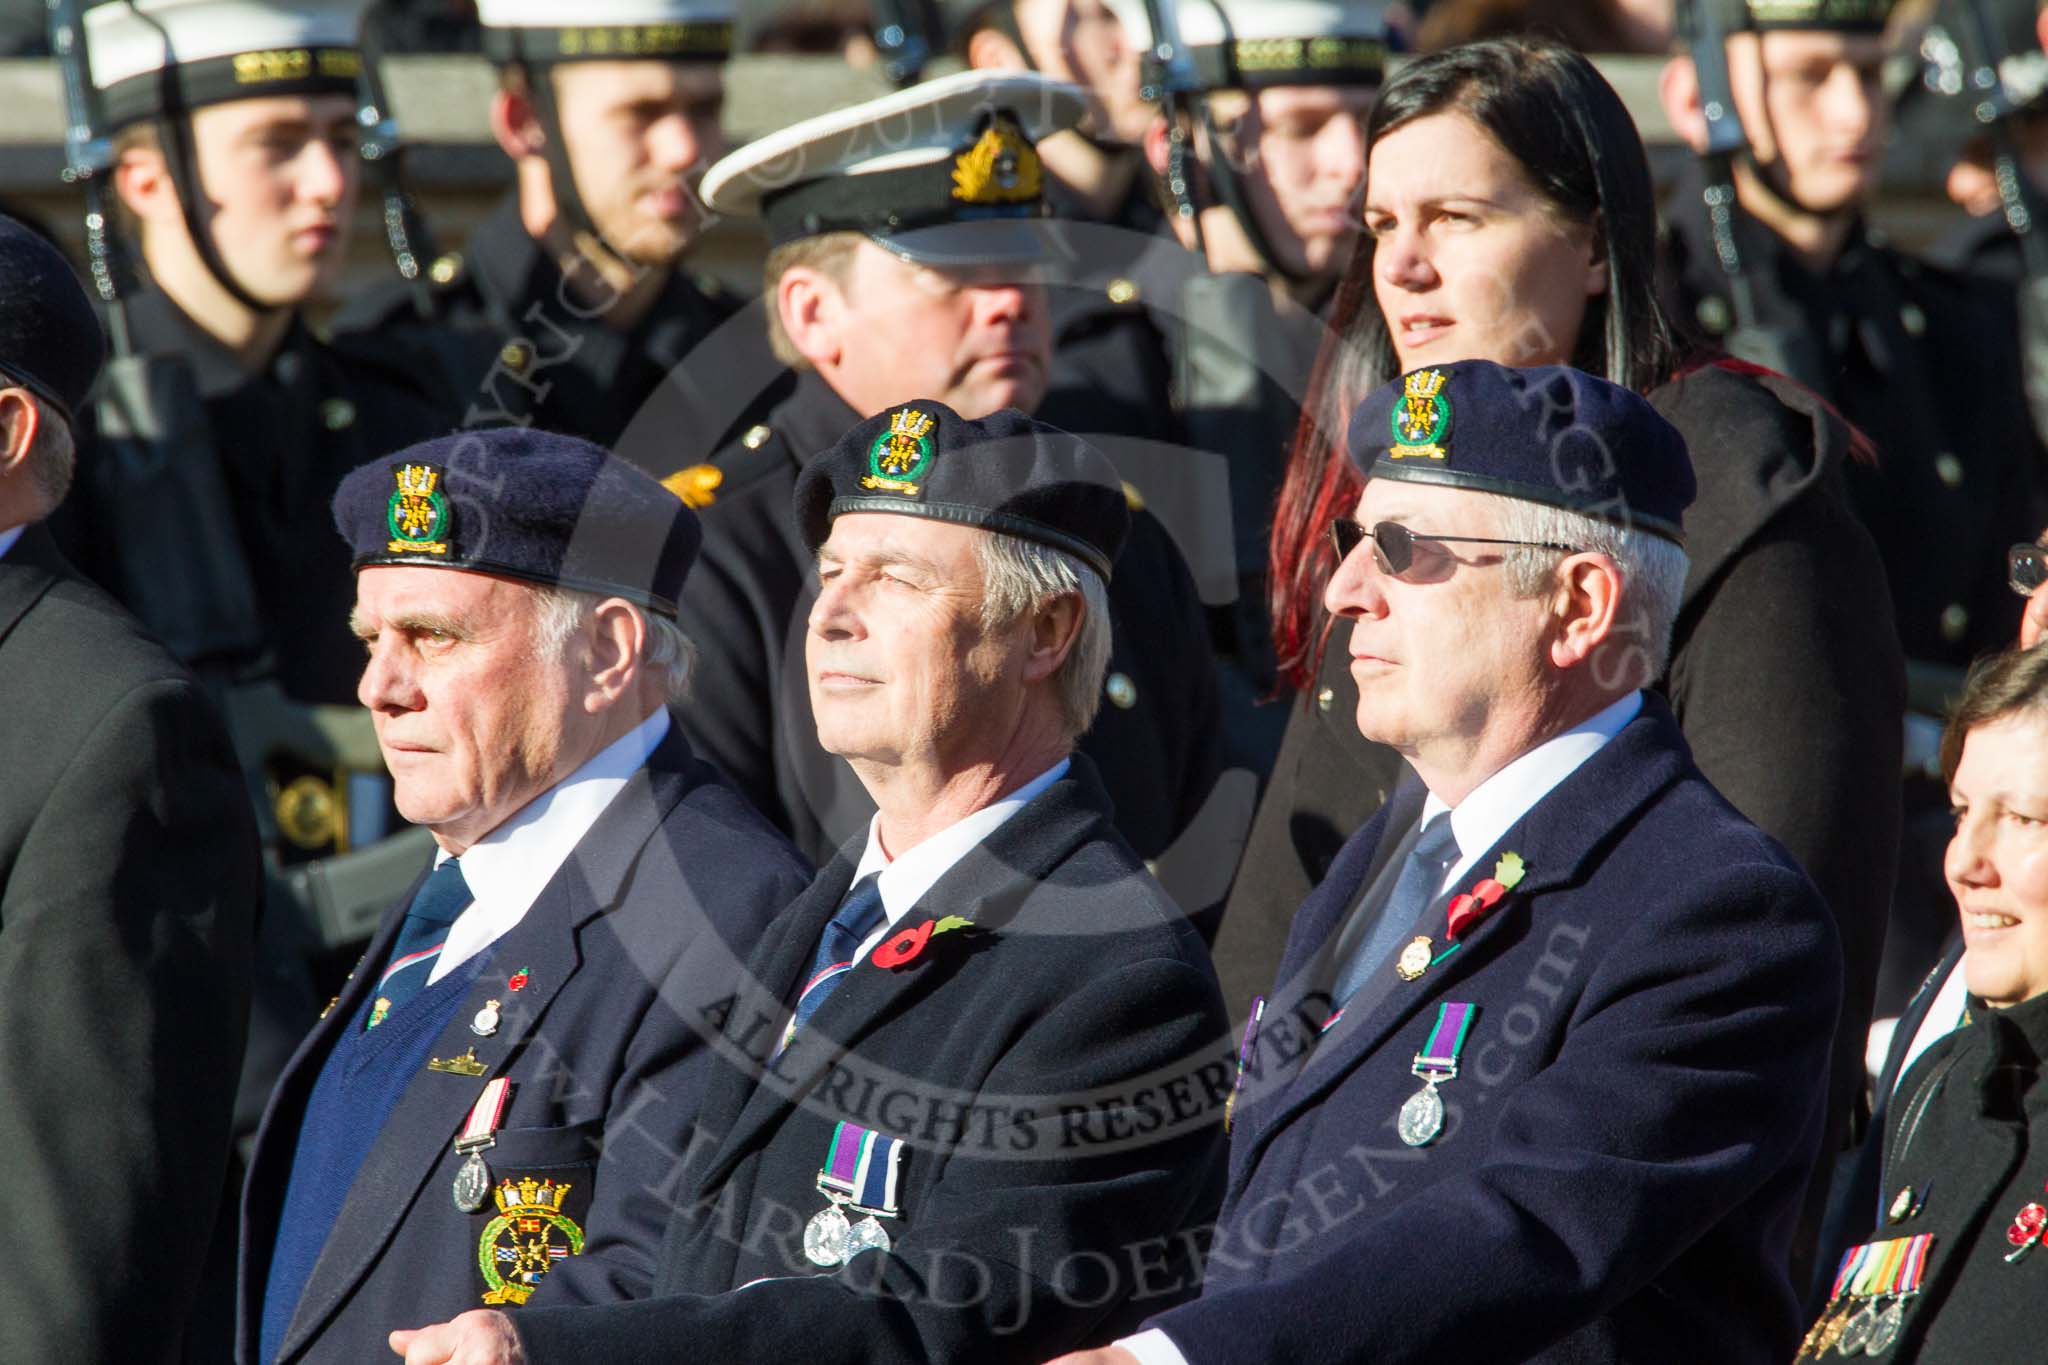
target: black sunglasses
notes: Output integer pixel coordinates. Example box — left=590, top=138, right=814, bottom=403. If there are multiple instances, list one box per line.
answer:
left=2012, top=542, right=2048, bottom=597
left=1329, top=517, right=1582, bottom=576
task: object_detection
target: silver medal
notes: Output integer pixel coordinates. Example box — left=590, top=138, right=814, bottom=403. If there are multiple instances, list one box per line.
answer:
left=804, top=1202, right=851, bottom=1267
left=845, top=1215, right=892, bottom=1260
left=1864, top=1299, right=1904, bottom=1356
left=1835, top=1301, right=1879, bottom=1355
left=1397, top=1081, right=1445, bottom=1147
left=452, top=1148, right=492, bottom=1213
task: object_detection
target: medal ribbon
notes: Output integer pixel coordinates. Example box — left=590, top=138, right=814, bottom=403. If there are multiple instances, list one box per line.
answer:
left=458, top=1077, right=512, bottom=1144
left=818, top=1120, right=903, bottom=1215
left=1891, top=1234, right=1933, bottom=1295
left=1415, top=1001, right=1477, bottom=1074
left=1830, top=1242, right=1871, bottom=1301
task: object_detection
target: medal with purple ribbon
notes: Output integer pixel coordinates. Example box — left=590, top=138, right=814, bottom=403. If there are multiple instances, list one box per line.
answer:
left=802, top=1120, right=904, bottom=1268
left=1398, top=1001, right=1476, bottom=1148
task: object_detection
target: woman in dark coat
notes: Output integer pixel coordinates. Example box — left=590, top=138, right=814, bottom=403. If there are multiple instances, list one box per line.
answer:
left=1799, top=645, right=2048, bottom=1360
left=1212, top=36, right=1903, bottom=1288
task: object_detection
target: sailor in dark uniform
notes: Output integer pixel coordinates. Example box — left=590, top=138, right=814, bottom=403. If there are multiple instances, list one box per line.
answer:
left=55, top=0, right=453, bottom=713
left=331, top=0, right=780, bottom=461
left=1661, top=0, right=2047, bottom=1024
left=1659, top=0, right=2043, bottom=674
left=1122, top=0, right=1387, bottom=738
left=667, top=70, right=1236, bottom=932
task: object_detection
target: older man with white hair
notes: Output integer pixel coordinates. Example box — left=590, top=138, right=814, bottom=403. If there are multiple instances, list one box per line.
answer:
left=1059, top=360, right=1845, bottom=1365
left=392, top=403, right=1229, bottom=1365
left=238, top=427, right=812, bottom=1365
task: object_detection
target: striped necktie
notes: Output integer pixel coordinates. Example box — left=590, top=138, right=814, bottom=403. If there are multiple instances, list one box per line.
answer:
left=368, top=857, right=472, bottom=1030
left=777, top=874, right=887, bottom=1055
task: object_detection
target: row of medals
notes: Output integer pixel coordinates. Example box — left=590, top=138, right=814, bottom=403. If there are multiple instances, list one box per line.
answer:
left=804, top=1186, right=893, bottom=1268
left=1803, top=1294, right=1911, bottom=1358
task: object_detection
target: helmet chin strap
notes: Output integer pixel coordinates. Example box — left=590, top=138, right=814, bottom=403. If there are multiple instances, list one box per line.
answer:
left=156, top=111, right=289, bottom=316
left=1196, top=96, right=1312, bottom=286
left=518, top=61, right=636, bottom=277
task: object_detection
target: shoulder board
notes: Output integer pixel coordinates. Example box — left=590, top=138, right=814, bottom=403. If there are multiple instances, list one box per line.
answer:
left=663, top=423, right=790, bottom=510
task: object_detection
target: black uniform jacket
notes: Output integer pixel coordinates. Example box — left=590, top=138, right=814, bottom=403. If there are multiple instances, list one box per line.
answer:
left=332, top=193, right=773, bottom=462
left=0, top=527, right=259, bottom=1362
left=55, top=284, right=453, bottom=705
left=1819, top=988, right=2048, bottom=1360
left=235, top=726, right=811, bottom=1363
left=1150, top=694, right=1842, bottom=1364
left=674, top=370, right=1227, bottom=907
left=1662, top=168, right=2042, bottom=666
left=510, top=754, right=1230, bottom=1364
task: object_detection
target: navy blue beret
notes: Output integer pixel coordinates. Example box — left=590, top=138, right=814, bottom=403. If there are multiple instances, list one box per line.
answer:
left=1348, top=360, right=1695, bottom=544
left=332, top=427, right=701, bottom=616
left=0, top=214, right=106, bottom=427
left=793, top=402, right=1130, bottom=581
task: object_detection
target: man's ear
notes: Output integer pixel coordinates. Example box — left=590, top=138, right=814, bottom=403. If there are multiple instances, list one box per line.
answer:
left=0, top=388, right=39, bottom=476
left=582, top=598, right=648, bottom=712
left=1658, top=54, right=1709, bottom=155
left=489, top=86, right=545, bottom=162
left=1022, top=592, right=1085, bottom=684
left=967, top=25, right=1029, bottom=72
left=113, top=143, right=177, bottom=227
left=1142, top=113, right=1172, bottom=179
left=1548, top=552, right=1624, bottom=674
left=778, top=266, right=846, bottom=372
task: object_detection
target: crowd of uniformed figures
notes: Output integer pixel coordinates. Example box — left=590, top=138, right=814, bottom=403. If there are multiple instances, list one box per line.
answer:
left=12, top=0, right=2048, bottom=1361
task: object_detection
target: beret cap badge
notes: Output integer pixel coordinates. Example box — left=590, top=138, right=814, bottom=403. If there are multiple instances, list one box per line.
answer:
left=952, top=113, right=1041, bottom=207
left=861, top=408, right=938, bottom=497
left=386, top=464, right=452, bottom=556
left=1389, top=368, right=1451, bottom=461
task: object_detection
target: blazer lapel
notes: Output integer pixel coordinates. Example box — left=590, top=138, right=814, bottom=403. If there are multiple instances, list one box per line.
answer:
left=0, top=527, right=66, bottom=645
left=693, top=766, right=1107, bottom=1195
left=1234, top=699, right=1694, bottom=1185
left=276, top=731, right=697, bottom=1359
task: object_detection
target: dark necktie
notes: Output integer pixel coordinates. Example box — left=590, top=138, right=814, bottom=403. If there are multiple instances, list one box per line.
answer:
left=780, top=874, right=887, bottom=1051
left=1331, top=815, right=1460, bottom=1007
left=368, top=857, right=472, bottom=1029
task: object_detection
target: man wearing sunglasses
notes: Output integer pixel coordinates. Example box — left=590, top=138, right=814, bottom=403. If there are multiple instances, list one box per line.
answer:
left=1067, top=359, right=1842, bottom=1365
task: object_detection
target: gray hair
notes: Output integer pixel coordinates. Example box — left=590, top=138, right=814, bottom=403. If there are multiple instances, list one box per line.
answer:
left=0, top=378, right=76, bottom=519
left=1486, top=494, right=1691, bottom=686
left=530, top=586, right=697, bottom=706
left=973, top=532, right=1113, bottom=740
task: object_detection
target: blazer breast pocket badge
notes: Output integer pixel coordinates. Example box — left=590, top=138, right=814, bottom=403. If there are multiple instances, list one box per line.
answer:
left=476, top=1174, right=589, bottom=1305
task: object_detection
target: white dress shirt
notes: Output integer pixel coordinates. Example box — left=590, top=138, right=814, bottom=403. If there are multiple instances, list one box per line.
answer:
left=1118, top=691, right=1643, bottom=1365
left=425, top=707, right=670, bottom=983
left=0, top=525, right=23, bottom=560
left=843, top=758, right=1070, bottom=963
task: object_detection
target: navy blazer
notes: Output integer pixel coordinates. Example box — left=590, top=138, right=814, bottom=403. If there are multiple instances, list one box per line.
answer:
left=1148, top=694, right=1843, bottom=1364
left=512, top=754, right=1230, bottom=1364
left=236, top=726, right=811, bottom=1363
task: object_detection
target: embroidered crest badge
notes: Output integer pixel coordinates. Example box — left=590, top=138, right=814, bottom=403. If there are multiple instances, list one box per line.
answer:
left=1389, top=369, right=1451, bottom=461
left=861, top=408, right=937, bottom=496
left=951, top=113, right=1041, bottom=206
left=477, top=1177, right=584, bottom=1305
left=386, top=463, right=452, bottom=555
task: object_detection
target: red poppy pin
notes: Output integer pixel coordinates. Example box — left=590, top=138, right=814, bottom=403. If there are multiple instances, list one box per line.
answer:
left=1446, top=852, right=1526, bottom=940
left=872, top=915, right=978, bottom=969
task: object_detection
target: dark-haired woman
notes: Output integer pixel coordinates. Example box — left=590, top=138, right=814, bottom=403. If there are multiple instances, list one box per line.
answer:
left=1212, top=35, right=1904, bottom=1282
left=1797, top=646, right=2048, bottom=1361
